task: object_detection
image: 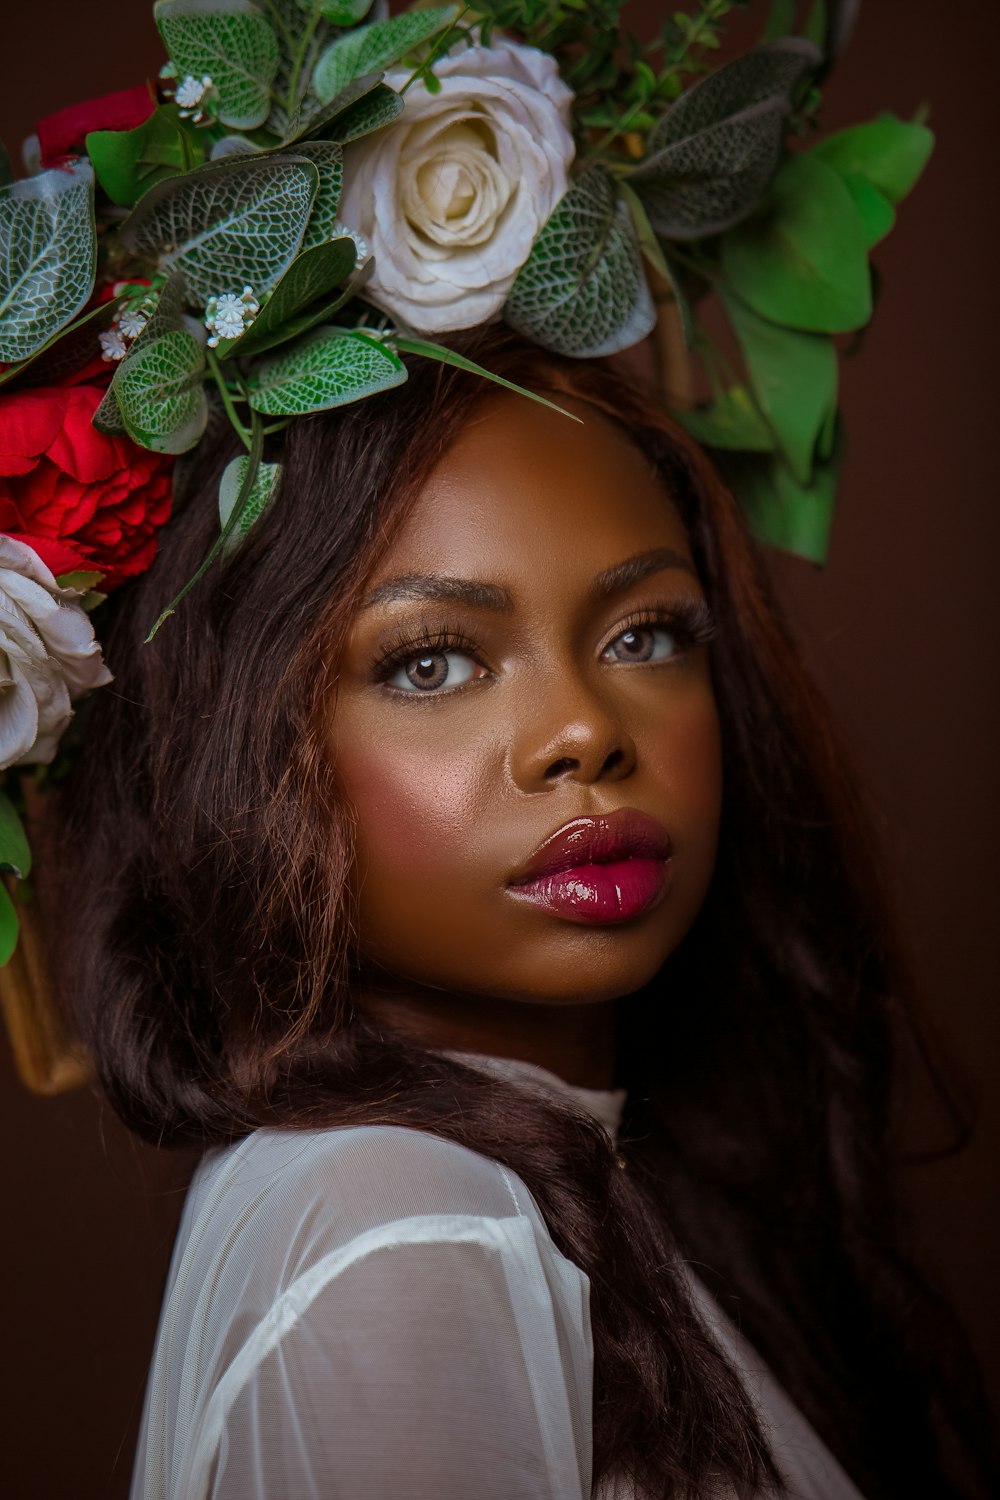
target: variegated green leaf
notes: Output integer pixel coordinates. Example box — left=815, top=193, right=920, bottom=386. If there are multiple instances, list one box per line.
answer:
left=504, top=168, right=656, bottom=359
left=280, top=71, right=386, bottom=146
left=294, top=142, right=344, bottom=251
left=218, top=455, right=281, bottom=554
left=113, top=329, right=208, bottom=453
left=318, top=0, right=373, bottom=22
left=221, top=236, right=357, bottom=357
left=246, top=327, right=407, bottom=414
left=119, top=156, right=318, bottom=305
left=155, top=0, right=280, bottom=131
left=0, top=162, right=96, bottom=363
left=312, top=7, right=457, bottom=103
left=327, top=83, right=404, bottom=145
left=631, top=40, right=820, bottom=240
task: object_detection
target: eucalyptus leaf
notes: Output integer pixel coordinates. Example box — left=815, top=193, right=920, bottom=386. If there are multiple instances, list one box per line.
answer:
left=155, top=0, right=281, bottom=130
left=312, top=7, right=457, bottom=103
left=720, top=153, right=871, bottom=333
left=812, top=114, right=934, bottom=205
left=676, top=386, right=775, bottom=453
left=220, top=235, right=356, bottom=357
left=724, top=292, right=836, bottom=483
left=246, top=327, right=407, bottom=414
left=218, top=455, right=281, bottom=553
left=0, top=793, right=31, bottom=881
left=113, top=329, right=208, bottom=452
left=631, top=40, right=820, bottom=240
left=86, top=104, right=204, bottom=207
left=0, top=882, right=19, bottom=967
left=0, top=161, right=96, bottom=364
left=119, top=155, right=318, bottom=305
left=504, top=167, right=656, bottom=359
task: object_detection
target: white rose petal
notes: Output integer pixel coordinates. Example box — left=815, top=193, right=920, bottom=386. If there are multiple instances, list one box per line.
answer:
left=0, top=535, right=113, bottom=770
left=339, top=39, right=575, bottom=333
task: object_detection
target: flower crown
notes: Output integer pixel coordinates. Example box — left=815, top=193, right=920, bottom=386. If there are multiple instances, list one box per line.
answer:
left=0, top=0, right=932, bottom=986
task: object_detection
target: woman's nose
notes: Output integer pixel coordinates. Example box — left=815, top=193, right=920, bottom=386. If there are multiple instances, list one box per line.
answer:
left=509, top=683, right=637, bottom=792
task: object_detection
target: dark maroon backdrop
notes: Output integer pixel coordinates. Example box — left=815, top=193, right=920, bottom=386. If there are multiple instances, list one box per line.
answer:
left=1, top=3, right=996, bottom=1495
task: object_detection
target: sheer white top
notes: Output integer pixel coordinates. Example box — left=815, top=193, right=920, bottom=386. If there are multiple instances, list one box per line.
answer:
left=130, top=1050, right=864, bottom=1500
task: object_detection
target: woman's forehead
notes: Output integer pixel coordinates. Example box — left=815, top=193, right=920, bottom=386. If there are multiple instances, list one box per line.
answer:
left=367, top=395, right=694, bottom=594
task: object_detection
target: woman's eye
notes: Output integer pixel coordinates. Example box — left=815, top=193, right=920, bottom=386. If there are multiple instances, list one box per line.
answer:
left=603, top=625, right=678, bottom=665
left=388, top=650, right=479, bottom=693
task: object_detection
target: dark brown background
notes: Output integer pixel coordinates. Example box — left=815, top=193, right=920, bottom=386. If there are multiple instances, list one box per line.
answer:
left=1, top=3, right=996, bottom=1495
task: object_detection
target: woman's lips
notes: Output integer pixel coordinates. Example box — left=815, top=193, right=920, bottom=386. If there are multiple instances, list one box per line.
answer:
left=507, top=810, right=673, bottom=925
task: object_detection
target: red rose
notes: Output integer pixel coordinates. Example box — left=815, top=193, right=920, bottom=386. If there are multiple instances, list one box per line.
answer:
left=0, top=382, right=174, bottom=589
left=36, top=84, right=157, bottom=169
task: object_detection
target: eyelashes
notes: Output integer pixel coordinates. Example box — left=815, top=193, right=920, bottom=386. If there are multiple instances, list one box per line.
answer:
left=373, top=597, right=716, bottom=689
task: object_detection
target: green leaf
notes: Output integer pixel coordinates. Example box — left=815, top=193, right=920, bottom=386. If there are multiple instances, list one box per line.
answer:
left=246, top=327, right=407, bottom=414
left=504, top=167, right=656, bottom=359
left=676, top=386, right=775, bottom=452
left=155, top=0, right=281, bottom=130
left=312, top=7, right=457, bottom=103
left=394, top=337, right=583, bottom=423
left=86, top=103, right=204, bottom=208
left=0, top=793, right=31, bottom=880
left=119, top=155, right=318, bottom=305
left=0, top=298, right=118, bottom=391
left=55, top=570, right=105, bottom=592
left=726, top=428, right=843, bottom=563
left=295, top=141, right=344, bottom=251
left=724, top=292, right=836, bottom=483
left=318, top=0, right=373, bottom=22
left=720, top=153, right=871, bottom=333
left=812, top=114, right=934, bottom=206
left=618, top=180, right=694, bottom=348
left=218, top=455, right=281, bottom=553
left=631, top=41, right=820, bottom=240
left=220, top=235, right=357, bottom=356
left=0, top=882, right=19, bottom=966
left=837, top=170, right=895, bottom=248
left=0, top=161, right=97, bottom=364
left=113, top=329, right=208, bottom=453
left=761, top=0, right=795, bottom=41
left=280, top=71, right=386, bottom=146
left=325, top=83, right=404, bottom=145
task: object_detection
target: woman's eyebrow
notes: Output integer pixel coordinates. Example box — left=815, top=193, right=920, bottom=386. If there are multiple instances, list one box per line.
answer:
left=362, top=575, right=514, bottom=611
left=591, top=547, right=696, bottom=597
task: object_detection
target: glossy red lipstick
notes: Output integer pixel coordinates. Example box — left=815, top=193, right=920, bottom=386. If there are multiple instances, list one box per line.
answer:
left=507, top=810, right=672, bottom=925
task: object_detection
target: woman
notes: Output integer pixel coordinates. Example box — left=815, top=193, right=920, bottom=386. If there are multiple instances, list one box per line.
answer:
left=49, top=331, right=997, bottom=1499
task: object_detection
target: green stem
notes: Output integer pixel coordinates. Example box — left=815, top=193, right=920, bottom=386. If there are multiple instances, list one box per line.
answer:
left=286, top=11, right=321, bottom=119
left=206, top=348, right=253, bottom=451
left=260, top=0, right=296, bottom=49
left=399, top=5, right=471, bottom=95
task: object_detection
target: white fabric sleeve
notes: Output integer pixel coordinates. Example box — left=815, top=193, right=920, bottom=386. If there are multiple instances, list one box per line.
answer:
left=200, top=1214, right=593, bottom=1500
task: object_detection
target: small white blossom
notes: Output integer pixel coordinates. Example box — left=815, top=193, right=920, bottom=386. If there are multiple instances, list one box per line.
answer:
left=204, top=286, right=259, bottom=348
left=99, top=329, right=128, bottom=362
left=118, top=307, right=148, bottom=341
left=175, top=73, right=212, bottom=109
left=333, top=222, right=370, bottom=269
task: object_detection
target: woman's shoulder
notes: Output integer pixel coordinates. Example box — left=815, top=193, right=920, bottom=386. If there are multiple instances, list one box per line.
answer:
left=178, top=1121, right=545, bottom=1292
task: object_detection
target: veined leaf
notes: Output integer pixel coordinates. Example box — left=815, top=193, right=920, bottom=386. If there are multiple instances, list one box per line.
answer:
left=86, top=104, right=204, bottom=208
left=114, top=329, right=208, bottom=453
left=218, top=455, right=281, bottom=554
left=312, top=7, right=457, bottom=103
left=812, top=114, right=934, bottom=206
left=720, top=153, right=871, bottom=333
left=155, top=0, right=280, bottom=131
left=246, top=327, right=407, bottom=414
left=119, top=155, right=318, bottom=305
left=326, top=84, right=404, bottom=145
left=318, top=0, right=374, bottom=22
left=0, top=161, right=96, bottom=364
left=0, top=299, right=118, bottom=391
left=220, top=236, right=357, bottom=357
left=504, top=167, right=656, bottom=359
left=295, top=142, right=344, bottom=251
left=280, top=71, right=386, bottom=146
left=631, top=40, right=820, bottom=240
left=724, top=292, right=836, bottom=483
left=0, top=793, right=31, bottom=881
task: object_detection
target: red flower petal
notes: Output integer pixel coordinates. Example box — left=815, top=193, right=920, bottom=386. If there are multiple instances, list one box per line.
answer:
left=37, top=84, right=157, bottom=168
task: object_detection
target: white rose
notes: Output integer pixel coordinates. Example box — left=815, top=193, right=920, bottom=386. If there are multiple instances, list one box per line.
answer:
left=0, top=535, right=113, bottom=770
left=339, top=39, right=575, bottom=333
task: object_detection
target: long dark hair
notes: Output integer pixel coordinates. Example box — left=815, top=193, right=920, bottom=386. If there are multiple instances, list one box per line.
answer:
left=50, top=330, right=996, bottom=1499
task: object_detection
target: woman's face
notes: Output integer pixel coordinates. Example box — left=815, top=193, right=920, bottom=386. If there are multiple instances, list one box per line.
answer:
left=332, top=393, right=722, bottom=1054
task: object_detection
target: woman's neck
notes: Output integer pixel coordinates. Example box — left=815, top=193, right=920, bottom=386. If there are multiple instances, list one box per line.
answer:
left=355, top=974, right=621, bottom=1090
